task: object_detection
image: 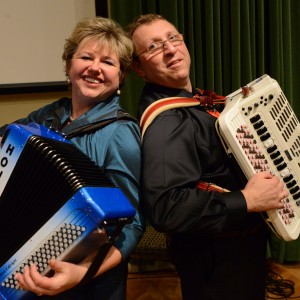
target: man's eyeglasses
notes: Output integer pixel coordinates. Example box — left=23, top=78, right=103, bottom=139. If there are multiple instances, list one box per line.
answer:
left=136, top=33, right=184, bottom=59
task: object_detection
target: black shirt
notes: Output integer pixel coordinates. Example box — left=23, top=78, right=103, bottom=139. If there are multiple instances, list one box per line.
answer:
left=138, top=82, right=264, bottom=237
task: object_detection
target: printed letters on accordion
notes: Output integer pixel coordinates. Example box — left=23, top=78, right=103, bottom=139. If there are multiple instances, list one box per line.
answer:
left=216, top=74, right=300, bottom=241
left=0, top=123, right=136, bottom=300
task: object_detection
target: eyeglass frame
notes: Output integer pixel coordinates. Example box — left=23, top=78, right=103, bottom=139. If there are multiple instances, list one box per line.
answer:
left=135, top=33, right=184, bottom=58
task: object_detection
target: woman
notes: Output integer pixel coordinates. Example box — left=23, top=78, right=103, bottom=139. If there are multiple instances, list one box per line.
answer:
left=0, top=17, right=144, bottom=299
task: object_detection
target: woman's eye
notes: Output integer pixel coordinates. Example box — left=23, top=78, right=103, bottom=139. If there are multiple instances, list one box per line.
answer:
left=81, top=56, right=92, bottom=60
left=104, top=60, right=114, bottom=66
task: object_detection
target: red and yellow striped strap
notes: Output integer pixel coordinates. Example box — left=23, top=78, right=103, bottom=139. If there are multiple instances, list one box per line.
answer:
left=197, top=181, right=229, bottom=193
left=140, top=90, right=226, bottom=140
left=140, top=97, right=201, bottom=138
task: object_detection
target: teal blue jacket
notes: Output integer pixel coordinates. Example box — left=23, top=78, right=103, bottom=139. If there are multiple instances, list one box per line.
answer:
left=0, top=94, right=145, bottom=260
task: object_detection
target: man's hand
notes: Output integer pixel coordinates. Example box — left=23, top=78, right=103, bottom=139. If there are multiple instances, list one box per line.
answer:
left=241, top=171, right=288, bottom=212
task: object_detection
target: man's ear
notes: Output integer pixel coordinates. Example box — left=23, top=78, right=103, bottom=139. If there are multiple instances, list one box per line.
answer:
left=132, top=60, right=146, bottom=78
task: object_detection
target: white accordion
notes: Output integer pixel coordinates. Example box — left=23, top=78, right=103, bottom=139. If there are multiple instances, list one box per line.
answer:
left=216, top=74, right=300, bottom=241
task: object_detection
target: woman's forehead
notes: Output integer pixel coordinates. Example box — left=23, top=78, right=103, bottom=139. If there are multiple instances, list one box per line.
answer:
left=77, top=37, right=118, bottom=57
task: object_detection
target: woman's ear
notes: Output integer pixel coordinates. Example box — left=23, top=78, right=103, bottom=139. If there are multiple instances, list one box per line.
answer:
left=132, top=61, right=146, bottom=78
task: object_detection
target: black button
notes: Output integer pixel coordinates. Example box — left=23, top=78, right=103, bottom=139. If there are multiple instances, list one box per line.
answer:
left=293, top=192, right=300, bottom=200
left=260, top=133, right=271, bottom=141
left=254, top=120, right=264, bottom=129
left=277, top=162, right=287, bottom=171
left=273, top=157, right=284, bottom=165
left=283, top=174, right=294, bottom=183
left=290, top=186, right=300, bottom=194
left=286, top=180, right=297, bottom=189
left=257, top=127, right=267, bottom=135
left=270, top=151, right=280, bottom=159
left=267, top=145, right=277, bottom=154
left=250, top=115, right=261, bottom=123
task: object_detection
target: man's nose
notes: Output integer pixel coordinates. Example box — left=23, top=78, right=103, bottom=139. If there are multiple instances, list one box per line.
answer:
left=163, top=41, right=177, bottom=54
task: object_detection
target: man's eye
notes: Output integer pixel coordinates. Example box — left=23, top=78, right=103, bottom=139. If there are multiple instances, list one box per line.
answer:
left=148, top=42, right=161, bottom=51
left=169, top=34, right=179, bottom=41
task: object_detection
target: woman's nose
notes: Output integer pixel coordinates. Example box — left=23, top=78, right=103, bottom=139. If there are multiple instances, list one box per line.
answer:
left=88, top=61, right=101, bottom=73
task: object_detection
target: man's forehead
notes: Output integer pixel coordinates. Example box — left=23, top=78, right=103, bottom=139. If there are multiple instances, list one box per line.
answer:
left=133, top=20, right=177, bottom=41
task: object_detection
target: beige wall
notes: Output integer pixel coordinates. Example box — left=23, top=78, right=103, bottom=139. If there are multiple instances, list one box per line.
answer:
left=0, top=91, right=71, bottom=127
left=1, top=0, right=95, bottom=85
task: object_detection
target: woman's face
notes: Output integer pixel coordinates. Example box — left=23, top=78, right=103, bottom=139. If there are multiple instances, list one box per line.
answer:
left=68, top=37, right=121, bottom=106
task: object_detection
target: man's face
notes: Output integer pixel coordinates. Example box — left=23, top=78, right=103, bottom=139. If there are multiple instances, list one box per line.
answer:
left=132, top=19, right=192, bottom=91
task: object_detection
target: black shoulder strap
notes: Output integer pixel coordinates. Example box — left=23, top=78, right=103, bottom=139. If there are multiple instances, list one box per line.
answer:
left=79, top=218, right=130, bottom=287
left=65, top=110, right=137, bottom=139
left=72, top=110, right=136, bottom=285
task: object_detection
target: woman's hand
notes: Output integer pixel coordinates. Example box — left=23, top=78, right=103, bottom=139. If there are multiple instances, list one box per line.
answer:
left=14, top=245, right=122, bottom=296
left=15, top=259, right=88, bottom=296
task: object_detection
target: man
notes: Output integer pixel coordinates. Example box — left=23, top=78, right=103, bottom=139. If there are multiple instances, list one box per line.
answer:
left=127, top=14, right=288, bottom=300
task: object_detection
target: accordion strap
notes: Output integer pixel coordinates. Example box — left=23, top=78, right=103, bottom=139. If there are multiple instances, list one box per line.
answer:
left=79, top=218, right=130, bottom=286
left=140, top=97, right=200, bottom=139
left=65, top=110, right=136, bottom=139
left=140, top=90, right=230, bottom=217
left=197, top=181, right=229, bottom=193
left=140, top=89, right=226, bottom=140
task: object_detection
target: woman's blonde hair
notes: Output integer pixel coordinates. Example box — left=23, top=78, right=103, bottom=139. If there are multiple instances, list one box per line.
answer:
left=62, top=17, right=133, bottom=86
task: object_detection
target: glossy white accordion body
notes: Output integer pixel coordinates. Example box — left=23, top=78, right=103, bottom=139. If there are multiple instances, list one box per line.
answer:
left=216, top=74, right=300, bottom=241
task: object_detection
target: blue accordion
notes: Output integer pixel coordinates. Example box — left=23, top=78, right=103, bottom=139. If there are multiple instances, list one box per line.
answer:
left=0, top=123, right=135, bottom=300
